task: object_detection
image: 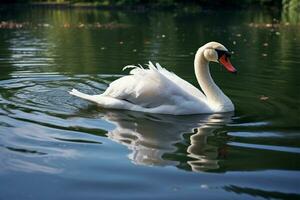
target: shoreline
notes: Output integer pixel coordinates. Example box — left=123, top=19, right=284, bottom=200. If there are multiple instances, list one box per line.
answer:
left=0, top=2, right=281, bottom=12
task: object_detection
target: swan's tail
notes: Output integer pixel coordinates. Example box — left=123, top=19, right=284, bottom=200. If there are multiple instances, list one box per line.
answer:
left=69, top=89, right=95, bottom=101
left=69, top=88, right=143, bottom=111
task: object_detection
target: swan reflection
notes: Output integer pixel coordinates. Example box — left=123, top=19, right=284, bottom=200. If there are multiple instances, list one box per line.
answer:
left=101, top=111, right=233, bottom=172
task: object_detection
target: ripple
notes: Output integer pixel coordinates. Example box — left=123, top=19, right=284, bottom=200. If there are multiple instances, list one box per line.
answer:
left=229, top=142, right=300, bottom=154
left=224, top=185, right=300, bottom=200
left=228, top=131, right=300, bottom=138
left=54, top=137, right=102, bottom=145
left=0, top=72, right=108, bottom=115
left=2, top=159, right=62, bottom=174
left=4, top=146, right=47, bottom=155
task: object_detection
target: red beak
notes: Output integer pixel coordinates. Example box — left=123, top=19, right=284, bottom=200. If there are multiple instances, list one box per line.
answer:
left=219, top=54, right=237, bottom=73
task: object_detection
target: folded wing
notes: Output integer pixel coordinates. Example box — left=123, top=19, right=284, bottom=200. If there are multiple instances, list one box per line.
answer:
left=101, top=62, right=206, bottom=109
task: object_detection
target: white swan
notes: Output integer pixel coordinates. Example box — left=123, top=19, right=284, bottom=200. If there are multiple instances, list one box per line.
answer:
left=70, top=41, right=237, bottom=115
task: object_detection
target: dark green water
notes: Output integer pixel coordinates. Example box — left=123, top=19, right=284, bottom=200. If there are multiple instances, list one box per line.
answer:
left=0, top=7, right=300, bottom=200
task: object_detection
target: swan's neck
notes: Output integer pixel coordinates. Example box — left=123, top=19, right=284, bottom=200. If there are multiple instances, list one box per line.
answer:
left=194, top=48, right=233, bottom=111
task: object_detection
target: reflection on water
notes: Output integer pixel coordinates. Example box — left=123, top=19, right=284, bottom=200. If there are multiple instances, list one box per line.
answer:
left=103, top=111, right=232, bottom=171
left=86, top=109, right=300, bottom=174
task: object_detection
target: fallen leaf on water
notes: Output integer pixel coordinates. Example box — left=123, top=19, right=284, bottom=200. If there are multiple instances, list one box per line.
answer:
left=260, top=95, right=269, bottom=101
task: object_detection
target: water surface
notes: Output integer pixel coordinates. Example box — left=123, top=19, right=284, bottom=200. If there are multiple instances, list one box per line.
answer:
left=0, top=7, right=300, bottom=200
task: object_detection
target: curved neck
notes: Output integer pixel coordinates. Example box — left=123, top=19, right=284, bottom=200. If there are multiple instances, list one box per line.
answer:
left=194, top=48, right=232, bottom=111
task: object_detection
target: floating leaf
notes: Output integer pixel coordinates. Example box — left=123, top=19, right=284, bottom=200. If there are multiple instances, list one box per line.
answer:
left=260, top=95, right=269, bottom=101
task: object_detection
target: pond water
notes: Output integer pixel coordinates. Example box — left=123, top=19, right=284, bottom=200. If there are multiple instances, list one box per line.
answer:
left=0, top=6, right=300, bottom=200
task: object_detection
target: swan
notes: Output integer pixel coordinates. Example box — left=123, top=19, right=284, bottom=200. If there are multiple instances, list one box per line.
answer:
left=70, top=41, right=237, bottom=115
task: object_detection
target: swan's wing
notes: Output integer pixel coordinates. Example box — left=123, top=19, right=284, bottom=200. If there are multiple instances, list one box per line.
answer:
left=101, top=62, right=205, bottom=109
left=150, top=62, right=206, bottom=101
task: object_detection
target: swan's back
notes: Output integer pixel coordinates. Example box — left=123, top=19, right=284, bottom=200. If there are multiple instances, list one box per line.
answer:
left=103, top=62, right=205, bottom=107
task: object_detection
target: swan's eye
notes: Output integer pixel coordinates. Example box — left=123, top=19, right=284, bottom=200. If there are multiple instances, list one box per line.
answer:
left=216, top=49, right=231, bottom=60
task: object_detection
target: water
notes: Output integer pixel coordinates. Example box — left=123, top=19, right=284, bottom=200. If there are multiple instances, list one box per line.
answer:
left=0, top=7, right=300, bottom=200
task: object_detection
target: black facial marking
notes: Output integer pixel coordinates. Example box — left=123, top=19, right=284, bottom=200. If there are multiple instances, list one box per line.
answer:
left=215, top=49, right=231, bottom=60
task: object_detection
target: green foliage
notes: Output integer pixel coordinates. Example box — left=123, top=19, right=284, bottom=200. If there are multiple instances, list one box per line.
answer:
left=283, top=0, right=300, bottom=10
left=282, top=0, right=300, bottom=24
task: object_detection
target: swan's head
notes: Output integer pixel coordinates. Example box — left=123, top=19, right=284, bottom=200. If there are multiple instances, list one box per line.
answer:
left=202, top=41, right=237, bottom=73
